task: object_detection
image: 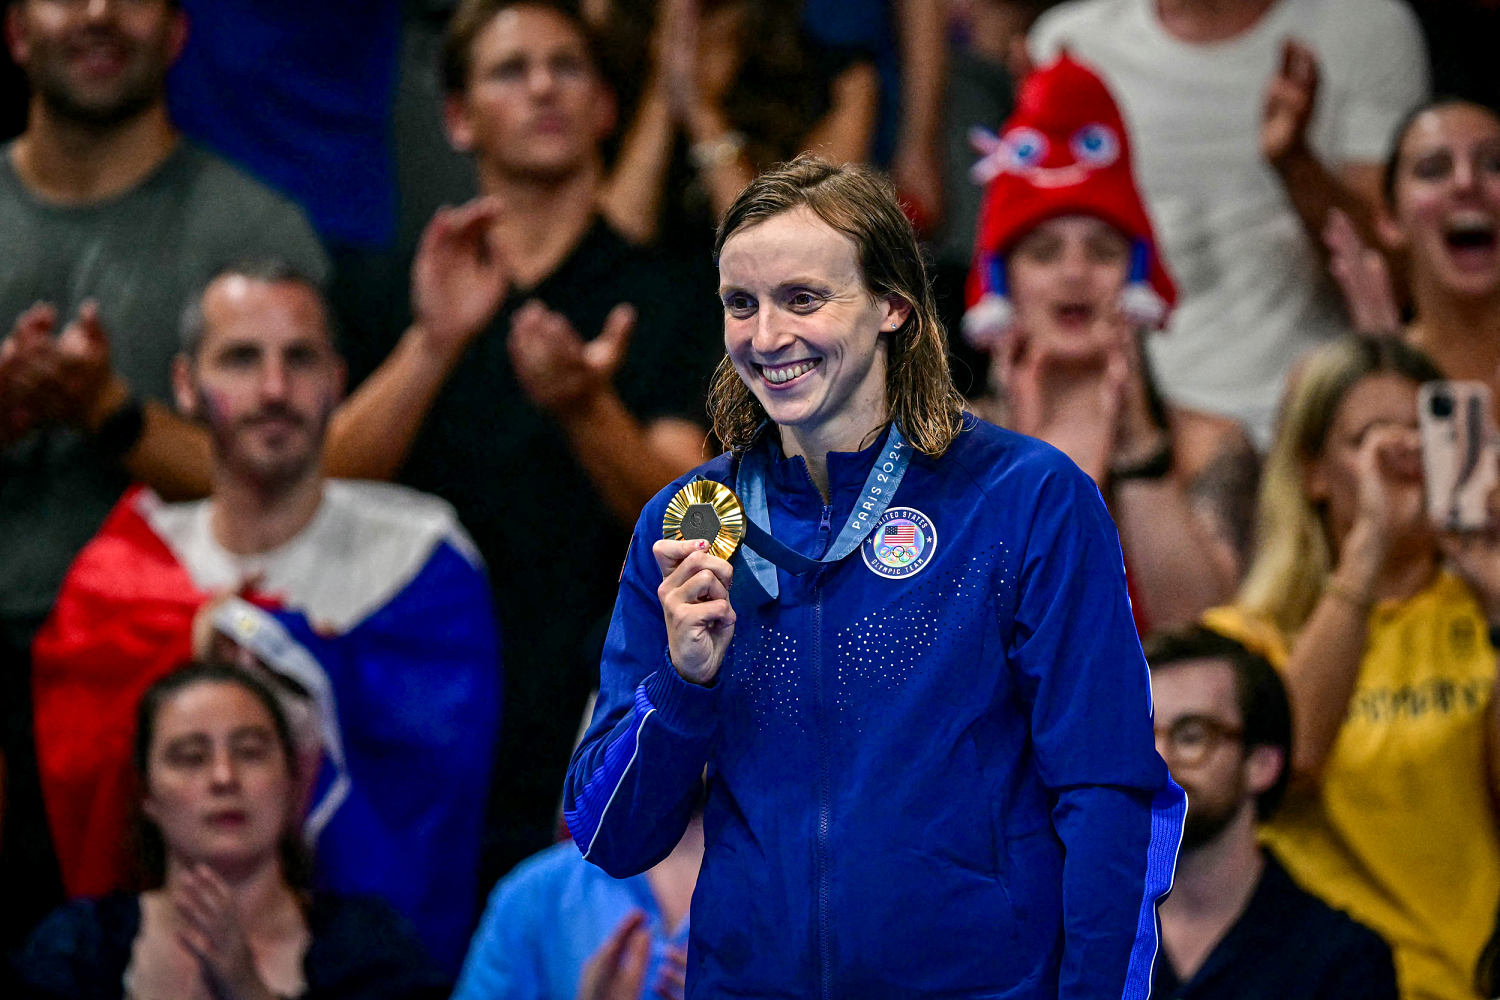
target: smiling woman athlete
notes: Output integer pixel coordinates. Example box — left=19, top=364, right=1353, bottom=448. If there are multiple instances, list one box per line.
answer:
left=563, top=155, right=1185, bottom=999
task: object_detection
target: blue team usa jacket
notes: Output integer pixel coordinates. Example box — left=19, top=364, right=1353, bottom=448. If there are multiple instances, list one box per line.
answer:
left=565, top=418, right=1185, bottom=999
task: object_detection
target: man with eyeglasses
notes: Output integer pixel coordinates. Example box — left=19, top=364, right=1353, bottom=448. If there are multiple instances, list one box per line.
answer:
left=1145, top=626, right=1396, bottom=999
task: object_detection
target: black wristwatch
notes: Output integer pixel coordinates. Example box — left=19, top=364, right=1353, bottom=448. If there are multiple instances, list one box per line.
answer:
left=91, top=393, right=146, bottom=462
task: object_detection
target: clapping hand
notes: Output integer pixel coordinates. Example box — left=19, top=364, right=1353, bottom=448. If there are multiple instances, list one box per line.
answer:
left=576, top=911, right=687, bottom=1000
left=411, top=197, right=509, bottom=361
left=508, top=300, right=635, bottom=415
left=54, top=300, right=126, bottom=430
left=0, top=300, right=131, bottom=443
left=652, top=944, right=687, bottom=1000
left=999, top=314, right=1134, bottom=485
left=1324, top=208, right=1401, bottom=336
left=172, top=863, right=277, bottom=1000
left=0, top=303, right=58, bottom=445
left=577, top=911, right=652, bottom=1000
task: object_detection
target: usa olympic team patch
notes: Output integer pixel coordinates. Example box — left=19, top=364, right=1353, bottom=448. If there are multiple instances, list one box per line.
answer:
left=861, top=507, right=936, bottom=579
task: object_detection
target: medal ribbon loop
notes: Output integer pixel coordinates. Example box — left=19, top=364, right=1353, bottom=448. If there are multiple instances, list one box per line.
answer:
left=732, top=423, right=912, bottom=603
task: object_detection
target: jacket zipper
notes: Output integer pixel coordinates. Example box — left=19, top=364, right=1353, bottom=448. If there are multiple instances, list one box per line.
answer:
left=815, top=502, right=832, bottom=1000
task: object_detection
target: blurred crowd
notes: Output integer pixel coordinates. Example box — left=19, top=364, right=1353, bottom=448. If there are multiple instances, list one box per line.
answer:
left=1, top=0, right=1498, bottom=997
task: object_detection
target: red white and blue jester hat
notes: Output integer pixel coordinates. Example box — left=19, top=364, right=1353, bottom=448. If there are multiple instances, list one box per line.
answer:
left=963, top=52, right=1177, bottom=348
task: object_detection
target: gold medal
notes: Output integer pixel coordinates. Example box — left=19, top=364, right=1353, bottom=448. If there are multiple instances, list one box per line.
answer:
left=662, top=480, right=745, bottom=561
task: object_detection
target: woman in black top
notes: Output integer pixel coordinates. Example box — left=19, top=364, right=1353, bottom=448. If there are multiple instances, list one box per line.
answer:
left=13, top=663, right=447, bottom=1000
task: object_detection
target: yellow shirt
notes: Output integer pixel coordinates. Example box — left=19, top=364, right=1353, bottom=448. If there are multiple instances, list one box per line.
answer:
left=1206, top=572, right=1500, bottom=1000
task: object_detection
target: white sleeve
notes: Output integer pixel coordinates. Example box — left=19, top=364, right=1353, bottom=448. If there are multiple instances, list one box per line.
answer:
left=1027, top=0, right=1090, bottom=64
left=1328, top=0, right=1430, bottom=164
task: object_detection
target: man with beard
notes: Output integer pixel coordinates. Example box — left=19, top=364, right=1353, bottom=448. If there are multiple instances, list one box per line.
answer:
left=1145, top=627, right=1396, bottom=999
left=0, top=0, right=329, bottom=648
left=0, top=0, right=327, bottom=950
left=28, top=261, right=502, bottom=980
left=0, top=0, right=521, bottom=952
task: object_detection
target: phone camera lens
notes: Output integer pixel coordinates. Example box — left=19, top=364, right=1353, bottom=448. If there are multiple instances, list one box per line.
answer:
left=1430, top=393, right=1455, bottom=418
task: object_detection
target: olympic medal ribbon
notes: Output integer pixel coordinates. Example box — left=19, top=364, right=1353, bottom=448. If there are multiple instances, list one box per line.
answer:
left=733, top=423, right=912, bottom=603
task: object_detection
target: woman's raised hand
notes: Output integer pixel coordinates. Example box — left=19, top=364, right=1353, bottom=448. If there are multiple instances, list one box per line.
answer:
left=653, top=538, right=735, bottom=686
left=1439, top=484, right=1500, bottom=623
left=1352, top=424, right=1426, bottom=545
left=1324, top=208, right=1400, bottom=336
left=1000, top=314, right=1133, bottom=485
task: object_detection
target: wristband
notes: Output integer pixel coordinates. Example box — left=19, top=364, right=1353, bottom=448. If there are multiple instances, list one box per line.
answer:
left=91, top=392, right=145, bottom=462
left=1110, top=437, right=1173, bottom=482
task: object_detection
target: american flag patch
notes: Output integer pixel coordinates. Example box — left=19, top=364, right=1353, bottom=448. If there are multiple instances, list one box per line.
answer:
left=883, top=523, right=917, bottom=545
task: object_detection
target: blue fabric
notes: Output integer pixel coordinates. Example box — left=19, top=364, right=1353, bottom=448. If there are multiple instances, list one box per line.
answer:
left=273, top=539, right=502, bottom=980
left=167, top=0, right=403, bottom=247
left=565, top=418, right=1185, bottom=999
left=452, top=841, right=689, bottom=1000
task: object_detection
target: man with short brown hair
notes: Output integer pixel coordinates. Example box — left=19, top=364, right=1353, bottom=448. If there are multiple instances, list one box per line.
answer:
left=1146, top=627, right=1397, bottom=999
left=340, top=0, right=722, bottom=881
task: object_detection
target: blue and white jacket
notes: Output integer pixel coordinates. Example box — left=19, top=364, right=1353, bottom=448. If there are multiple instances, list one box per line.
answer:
left=565, top=418, right=1185, bottom=999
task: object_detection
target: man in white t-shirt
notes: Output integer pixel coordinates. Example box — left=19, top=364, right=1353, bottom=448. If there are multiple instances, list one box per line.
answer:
left=1030, top=0, right=1428, bottom=442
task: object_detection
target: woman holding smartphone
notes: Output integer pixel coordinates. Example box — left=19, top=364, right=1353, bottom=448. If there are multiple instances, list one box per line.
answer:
left=1206, top=335, right=1500, bottom=1000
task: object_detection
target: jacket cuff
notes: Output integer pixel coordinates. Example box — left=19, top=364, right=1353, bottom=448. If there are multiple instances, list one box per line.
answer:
left=640, top=652, right=720, bottom=739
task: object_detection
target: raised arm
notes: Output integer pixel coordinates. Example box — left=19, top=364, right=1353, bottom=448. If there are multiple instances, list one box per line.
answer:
left=1281, top=426, right=1422, bottom=784
left=1002, top=318, right=1234, bottom=627
left=325, top=198, right=509, bottom=479
left=889, top=0, right=948, bottom=229
left=1262, top=20, right=1428, bottom=270
left=801, top=59, right=879, bottom=167
left=598, top=0, right=686, bottom=245
left=564, top=505, right=729, bottom=878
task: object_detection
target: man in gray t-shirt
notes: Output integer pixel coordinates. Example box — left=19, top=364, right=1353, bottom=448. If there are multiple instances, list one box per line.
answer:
left=0, top=143, right=327, bottom=644
left=0, top=0, right=324, bottom=946
left=0, top=0, right=326, bottom=650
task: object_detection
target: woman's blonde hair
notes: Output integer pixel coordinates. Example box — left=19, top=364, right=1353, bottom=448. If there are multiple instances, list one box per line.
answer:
left=707, top=154, right=965, bottom=457
left=1238, top=336, right=1443, bottom=634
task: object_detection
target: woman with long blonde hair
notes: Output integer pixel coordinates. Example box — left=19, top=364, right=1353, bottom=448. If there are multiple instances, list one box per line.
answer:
left=1208, top=335, right=1500, bottom=1000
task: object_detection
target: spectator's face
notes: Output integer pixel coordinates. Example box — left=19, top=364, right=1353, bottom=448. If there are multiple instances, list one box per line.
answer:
left=445, top=5, right=614, bottom=181
left=719, top=206, right=909, bottom=450
left=1150, top=659, right=1255, bottom=852
left=141, top=681, right=295, bottom=874
left=7, top=0, right=185, bottom=128
left=1302, top=373, right=1423, bottom=549
left=1386, top=104, right=1500, bottom=302
left=174, top=277, right=344, bottom=490
left=1006, top=215, right=1131, bottom=362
